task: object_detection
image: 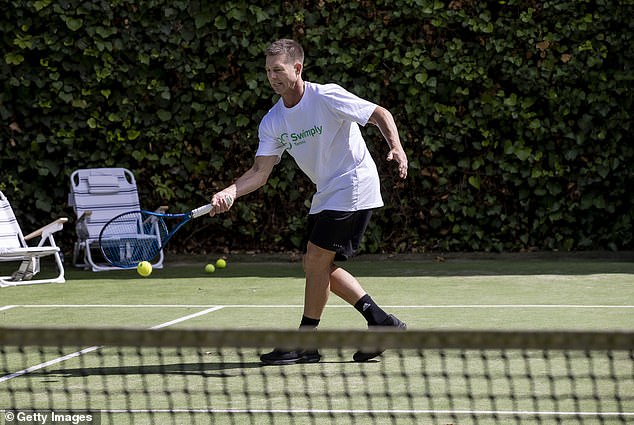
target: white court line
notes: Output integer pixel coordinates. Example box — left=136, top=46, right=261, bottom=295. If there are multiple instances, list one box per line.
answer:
left=149, top=306, right=224, bottom=329
left=226, top=304, right=634, bottom=309
left=0, top=306, right=224, bottom=383
left=0, top=346, right=103, bottom=383
left=102, top=408, right=633, bottom=417
left=6, top=304, right=634, bottom=308
left=0, top=305, right=16, bottom=311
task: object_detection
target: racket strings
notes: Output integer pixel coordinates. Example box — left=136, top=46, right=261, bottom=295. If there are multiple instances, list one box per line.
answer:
left=99, top=212, right=169, bottom=267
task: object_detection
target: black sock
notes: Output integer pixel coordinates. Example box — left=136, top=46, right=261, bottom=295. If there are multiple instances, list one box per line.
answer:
left=299, top=315, right=320, bottom=329
left=354, top=294, right=390, bottom=326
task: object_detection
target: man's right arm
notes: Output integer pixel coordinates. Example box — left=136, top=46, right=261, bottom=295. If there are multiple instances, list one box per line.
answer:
left=210, top=155, right=278, bottom=216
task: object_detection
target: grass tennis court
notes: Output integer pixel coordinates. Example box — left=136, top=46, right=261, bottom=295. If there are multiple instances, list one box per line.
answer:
left=2, top=253, right=634, bottom=331
left=1, top=253, right=633, bottom=424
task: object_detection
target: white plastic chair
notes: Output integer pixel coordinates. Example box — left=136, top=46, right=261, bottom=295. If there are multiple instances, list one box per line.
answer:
left=68, top=168, right=164, bottom=271
left=0, top=190, right=67, bottom=287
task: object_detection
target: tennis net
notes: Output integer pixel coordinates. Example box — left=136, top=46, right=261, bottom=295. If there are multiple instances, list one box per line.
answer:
left=1, top=327, right=633, bottom=425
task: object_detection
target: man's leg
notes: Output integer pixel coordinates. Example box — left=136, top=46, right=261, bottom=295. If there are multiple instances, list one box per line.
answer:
left=302, top=242, right=338, bottom=319
left=328, top=265, right=367, bottom=305
left=304, top=243, right=391, bottom=322
left=260, top=242, right=333, bottom=366
left=329, top=264, right=406, bottom=362
left=330, top=266, right=404, bottom=327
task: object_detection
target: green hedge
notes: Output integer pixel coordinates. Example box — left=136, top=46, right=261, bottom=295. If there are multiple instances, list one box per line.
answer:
left=2, top=0, right=633, bottom=255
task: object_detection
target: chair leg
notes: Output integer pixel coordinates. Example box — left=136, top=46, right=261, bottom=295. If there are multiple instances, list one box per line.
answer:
left=72, top=241, right=80, bottom=265
left=11, top=258, right=40, bottom=281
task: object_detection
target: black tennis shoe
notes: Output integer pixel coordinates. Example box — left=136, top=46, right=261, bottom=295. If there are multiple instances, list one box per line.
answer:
left=260, top=348, right=322, bottom=365
left=353, top=314, right=407, bottom=362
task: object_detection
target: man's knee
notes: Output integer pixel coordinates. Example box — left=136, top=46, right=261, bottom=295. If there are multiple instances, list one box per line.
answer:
left=303, top=242, right=335, bottom=273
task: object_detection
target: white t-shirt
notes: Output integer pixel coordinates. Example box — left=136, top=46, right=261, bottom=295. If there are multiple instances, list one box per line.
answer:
left=257, top=82, right=384, bottom=214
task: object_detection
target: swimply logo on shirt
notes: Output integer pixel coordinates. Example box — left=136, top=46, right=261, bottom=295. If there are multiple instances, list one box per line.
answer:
left=276, top=125, right=323, bottom=151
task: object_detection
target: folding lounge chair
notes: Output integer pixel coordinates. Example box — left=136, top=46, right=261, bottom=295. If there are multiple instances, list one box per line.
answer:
left=68, top=168, right=164, bottom=271
left=0, top=190, right=67, bottom=287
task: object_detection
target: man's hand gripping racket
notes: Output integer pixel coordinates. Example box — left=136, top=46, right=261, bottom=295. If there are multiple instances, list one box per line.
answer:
left=209, top=191, right=234, bottom=216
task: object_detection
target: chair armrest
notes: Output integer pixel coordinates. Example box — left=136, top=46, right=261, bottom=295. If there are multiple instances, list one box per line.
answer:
left=24, top=218, right=68, bottom=241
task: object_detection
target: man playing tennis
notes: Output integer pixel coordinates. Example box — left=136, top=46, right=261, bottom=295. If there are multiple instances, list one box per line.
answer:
left=210, top=39, right=408, bottom=365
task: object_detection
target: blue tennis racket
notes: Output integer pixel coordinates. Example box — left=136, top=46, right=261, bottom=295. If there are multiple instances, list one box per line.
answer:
left=99, top=204, right=213, bottom=268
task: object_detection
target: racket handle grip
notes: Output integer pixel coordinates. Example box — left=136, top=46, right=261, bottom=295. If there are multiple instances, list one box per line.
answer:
left=191, top=204, right=213, bottom=219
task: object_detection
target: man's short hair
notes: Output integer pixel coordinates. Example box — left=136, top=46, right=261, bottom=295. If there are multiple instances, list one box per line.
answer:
left=266, top=39, right=304, bottom=65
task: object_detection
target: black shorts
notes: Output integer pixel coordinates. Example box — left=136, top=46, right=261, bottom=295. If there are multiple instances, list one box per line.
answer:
left=303, top=209, right=373, bottom=261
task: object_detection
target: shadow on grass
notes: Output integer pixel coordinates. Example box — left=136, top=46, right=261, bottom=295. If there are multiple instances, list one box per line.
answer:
left=30, top=361, right=265, bottom=378
left=28, top=359, right=357, bottom=379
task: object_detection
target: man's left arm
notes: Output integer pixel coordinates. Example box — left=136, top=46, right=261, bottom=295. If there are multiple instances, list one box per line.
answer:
left=368, top=106, right=408, bottom=179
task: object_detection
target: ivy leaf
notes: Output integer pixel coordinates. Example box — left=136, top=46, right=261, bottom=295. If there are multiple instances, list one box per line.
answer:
left=34, top=0, right=52, bottom=11
left=4, top=53, right=24, bottom=65
left=64, top=17, right=84, bottom=31
left=127, top=130, right=141, bottom=140
left=194, top=12, right=213, bottom=29
left=214, top=16, right=227, bottom=29
left=157, top=110, right=172, bottom=121
left=468, top=176, right=481, bottom=190
left=415, top=72, right=428, bottom=84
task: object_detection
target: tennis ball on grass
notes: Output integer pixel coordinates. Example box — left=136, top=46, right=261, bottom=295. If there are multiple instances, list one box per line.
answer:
left=137, top=261, right=152, bottom=277
left=204, top=263, right=216, bottom=273
left=215, top=258, right=227, bottom=269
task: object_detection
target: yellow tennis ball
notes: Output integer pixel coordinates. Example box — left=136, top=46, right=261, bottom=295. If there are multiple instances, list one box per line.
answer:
left=204, top=263, right=215, bottom=273
left=215, top=258, right=227, bottom=269
left=137, top=261, right=152, bottom=277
